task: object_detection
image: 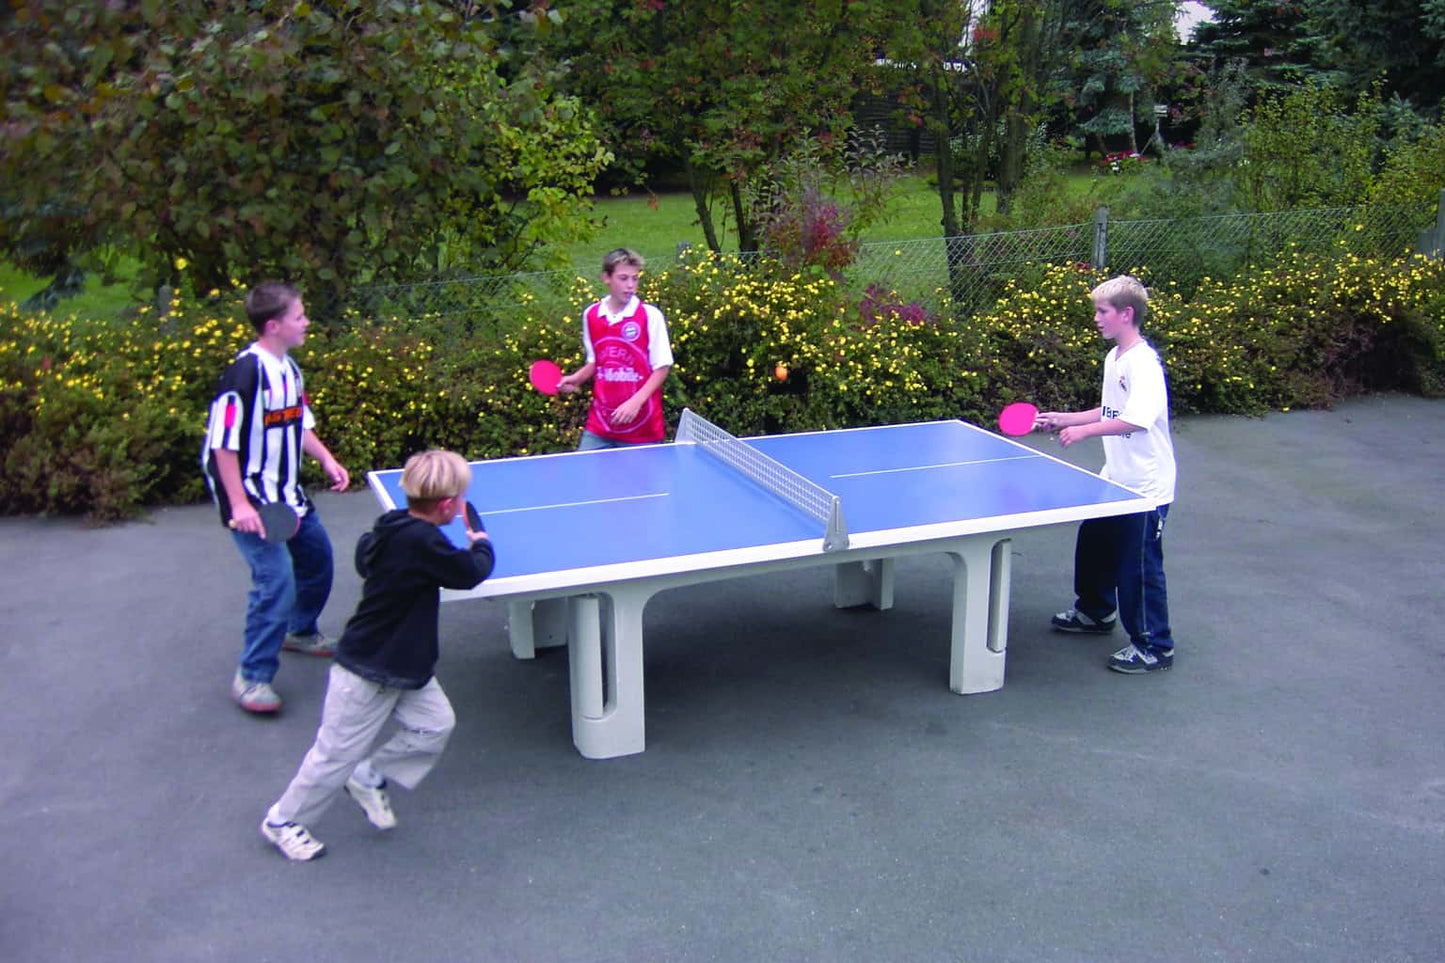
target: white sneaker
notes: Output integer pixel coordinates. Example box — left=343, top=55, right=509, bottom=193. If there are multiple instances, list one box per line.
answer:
left=261, top=819, right=326, bottom=860
left=282, top=631, right=334, bottom=657
left=345, top=775, right=397, bottom=830
left=232, top=671, right=282, bottom=713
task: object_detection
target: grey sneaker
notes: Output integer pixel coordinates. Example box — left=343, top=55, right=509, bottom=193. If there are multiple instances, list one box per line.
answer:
left=261, top=819, right=326, bottom=861
left=282, top=631, right=334, bottom=657
left=232, top=671, right=282, bottom=713
left=345, top=775, right=397, bottom=830
left=1051, top=608, right=1117, bottom=634
left=1108, top=643, right=1174, bottom=674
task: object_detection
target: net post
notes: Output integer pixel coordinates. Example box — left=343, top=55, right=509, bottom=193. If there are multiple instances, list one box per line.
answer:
left=824, top=497, right=849, bottom=552
left=676, top=407, right=702, bottom=444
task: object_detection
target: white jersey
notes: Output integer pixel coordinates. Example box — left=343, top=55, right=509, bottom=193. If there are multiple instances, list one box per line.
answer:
left=1099, top=341, right=1176, bottom=506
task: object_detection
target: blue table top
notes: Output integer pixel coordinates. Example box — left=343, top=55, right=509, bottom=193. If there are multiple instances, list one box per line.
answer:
left=367, top=419, right=1147, bottom=592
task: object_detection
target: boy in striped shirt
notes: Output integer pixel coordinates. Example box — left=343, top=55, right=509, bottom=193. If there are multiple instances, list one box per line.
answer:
left=203, top=282, right=350, bottom=713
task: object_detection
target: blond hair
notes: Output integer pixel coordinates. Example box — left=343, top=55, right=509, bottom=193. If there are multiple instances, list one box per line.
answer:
left=400, top=450, right=471, bottom=510
left=602, top=247, right=644, bottom=275
left=1091, top=275, right=1149, bottom=329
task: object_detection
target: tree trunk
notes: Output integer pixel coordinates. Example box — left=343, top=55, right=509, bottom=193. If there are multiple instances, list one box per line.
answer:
left=996, top=112, right=1027, bottom=218
left=1127, top=90, right=1139, bottom=154
left=686, top=161, right=722, bottom=253
left=995, top=2, right=1044, bottom=218
left=730, top=181, right=759, bottom=254
left=931, top=73, right=960, bottom=239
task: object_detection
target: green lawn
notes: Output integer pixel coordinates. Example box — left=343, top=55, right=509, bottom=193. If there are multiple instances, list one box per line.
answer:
left=0, top=263, right=45, bottom=304
left=561, top=190, right=728, bottom=272
left=0, top=173, right=1076, bottom=317
left=565, top=175, right=979, bottom=267
left=0, top=262, right=140, bottom=319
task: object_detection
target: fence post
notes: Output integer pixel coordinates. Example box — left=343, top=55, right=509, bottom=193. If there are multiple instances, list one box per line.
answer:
left=1418, top=188, right=1445, bottom=257
left=1092, top=207, right=1109, bottom=269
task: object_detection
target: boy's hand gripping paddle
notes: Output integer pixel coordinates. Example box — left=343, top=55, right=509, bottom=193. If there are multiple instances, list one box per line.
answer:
left=231, top=502, right=301, bottom=543
left=528, top=360, right=563, bottom=395
left=464, top=501, right=486, bottom=533
left=997, top=401, right=1039, bottom=436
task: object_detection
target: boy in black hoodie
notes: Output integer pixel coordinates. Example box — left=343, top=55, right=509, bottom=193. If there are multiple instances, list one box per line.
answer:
left=261, top=450, right=495, bottom=861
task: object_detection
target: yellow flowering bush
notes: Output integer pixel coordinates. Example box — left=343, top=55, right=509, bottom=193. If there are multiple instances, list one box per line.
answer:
left=0, top=297, right=251, bottom=519
left=1157, top=248, right=1445, bottom=412
left=650, top=251, right=984, bottom=434
left=1, top=247, right=1441, bottom=520
left=972, top=264, right=1124, bottom=414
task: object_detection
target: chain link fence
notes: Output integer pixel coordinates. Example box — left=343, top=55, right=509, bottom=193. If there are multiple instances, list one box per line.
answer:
left=346, top=268, right=587, bottom=343
left=842, top=202, right=1435, bottom=319
left=1103, top=205, right=1429, bottom=295
left=842, top=223, right=1091, bottom=319
left=345, top=200, right=1441, bottom=336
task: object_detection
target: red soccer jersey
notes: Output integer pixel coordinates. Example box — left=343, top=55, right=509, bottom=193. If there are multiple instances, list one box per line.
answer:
left=584, top=299, right=666, bottom=442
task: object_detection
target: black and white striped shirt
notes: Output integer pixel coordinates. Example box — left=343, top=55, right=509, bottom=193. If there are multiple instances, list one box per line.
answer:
left=202, top=343, right=317, bottom=525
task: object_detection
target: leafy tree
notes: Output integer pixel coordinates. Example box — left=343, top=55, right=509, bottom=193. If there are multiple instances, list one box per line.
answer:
left=1135, top=58, right=1254, bottom=217
left=755, top=127, right=910, bottom=275
left=1241, top=82, right=1379, bottom=209
left=1056, top=0, right=1180, bottom=156
left=880, top=1, right=1185, bottom=233
left=1306, top=0, right=1445, bottom=115
left=0, top=0, right=609, bottom=313
left=878, top=0, right=1051, bottom=237
left=1190, top=0, right=1337, bottom=93
left=1368, top=121, right=1445, bottom=209
left=1191, top=1, right=1445, bottom=116
left=991, top=1, right=1074, bottom=214
left=544, top=0, right=898, bottom=254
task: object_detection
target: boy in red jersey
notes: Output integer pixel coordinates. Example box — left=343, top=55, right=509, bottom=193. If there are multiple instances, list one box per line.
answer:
left=557, top=248, right=673, bottom=448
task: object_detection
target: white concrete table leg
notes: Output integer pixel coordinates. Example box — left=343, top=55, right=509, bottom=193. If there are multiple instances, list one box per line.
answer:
left=987, top=538, right=1012, bottom=654
left=945, top=538, right=1009, bottom=694
left=507, top=597, right=569, bottom=660
left=570, top=588, right=649, bottom=759
left=833, top=558, right=896, bottom=610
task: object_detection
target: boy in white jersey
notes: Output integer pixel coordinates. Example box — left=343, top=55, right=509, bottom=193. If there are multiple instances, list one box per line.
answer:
left=1035, top=275, right=1178, bottom=673
left=557, top=248, right=673, bottom=449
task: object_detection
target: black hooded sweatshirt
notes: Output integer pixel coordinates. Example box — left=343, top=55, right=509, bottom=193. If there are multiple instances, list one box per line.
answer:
left=335, top=509, right=496, bottom=689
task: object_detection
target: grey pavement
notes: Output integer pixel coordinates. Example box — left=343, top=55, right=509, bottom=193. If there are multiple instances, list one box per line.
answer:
left=2, top=395, right=1443, bottom=962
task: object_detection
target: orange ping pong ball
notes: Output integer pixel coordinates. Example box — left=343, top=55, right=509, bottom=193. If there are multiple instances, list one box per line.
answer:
left=774, top=363, right=789, bottom=382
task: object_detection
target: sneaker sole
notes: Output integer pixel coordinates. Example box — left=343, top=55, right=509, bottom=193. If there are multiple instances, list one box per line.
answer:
left=1051, top=622, right=1117, bottom=634
left=260, top=822, right=326, bottom=860
left=1108, top=661, right=1172, bottom=674
left=282, top=643, right=335, bottom=657
left=344, top=784, right=397, bottom=830
left=236, top=697, right=282, bottom=714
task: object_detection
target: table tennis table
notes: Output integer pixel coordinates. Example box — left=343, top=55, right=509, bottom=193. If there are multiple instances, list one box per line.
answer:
left=368, top=409, right=1153, bottom=759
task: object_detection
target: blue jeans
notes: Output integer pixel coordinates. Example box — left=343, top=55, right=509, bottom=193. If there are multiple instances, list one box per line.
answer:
left=1071, top=504, right=1173, bottom=652
left=230, top=507, right=334, bottom=683
left=577, top=430, right=657, bottom=451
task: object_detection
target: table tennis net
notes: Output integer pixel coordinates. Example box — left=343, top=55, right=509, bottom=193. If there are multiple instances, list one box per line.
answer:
left=676, top=408, right=849, bottom=551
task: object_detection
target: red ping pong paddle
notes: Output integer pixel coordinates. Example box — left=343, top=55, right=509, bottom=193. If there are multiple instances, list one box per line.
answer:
left=464, top=500, right=485, bottom=533
left=997, top=401, right=1039, bottom=436
left=230, top=501, right=300, bottom=543
left=529, top=360, right=563, bottom=395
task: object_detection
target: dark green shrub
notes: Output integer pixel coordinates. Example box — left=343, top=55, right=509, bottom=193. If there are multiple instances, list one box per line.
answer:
left=2, top=247, right=1442, bottom=520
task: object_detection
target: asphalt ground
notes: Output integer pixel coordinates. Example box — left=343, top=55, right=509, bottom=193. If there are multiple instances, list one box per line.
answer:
left=3, top=395, right=1442, bottom=962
